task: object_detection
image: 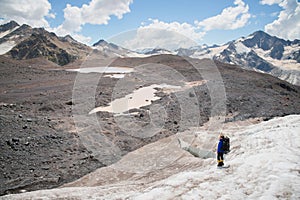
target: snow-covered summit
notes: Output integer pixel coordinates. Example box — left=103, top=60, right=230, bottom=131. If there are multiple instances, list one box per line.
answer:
left=92, top=39, right=148, bottom=58
left=122, top=31, right=300, bottom=85
left=143, top=48, right=174, bottom=55
left=157, top=31, right=299, bottom=85
left=3, top=115, right=300, bottom=199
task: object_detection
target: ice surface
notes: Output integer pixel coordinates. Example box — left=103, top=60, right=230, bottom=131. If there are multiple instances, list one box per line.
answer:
left=3, top=115, right=300, bottom=200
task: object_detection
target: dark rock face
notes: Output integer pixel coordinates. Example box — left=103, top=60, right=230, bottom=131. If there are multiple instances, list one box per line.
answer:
left=242, top=31, right=287, bottom=51
left=0, top=21, right=91, bottom=66
left=216, top=47, right=274, bottom=72
left=291, top=50, right=300, bottom=62
left=9, top=33, right=77, bottom=66
left=270, top=43, right=284, bottom=59
left=246, top=51, right=274, bottom=72
left=0, top=24, right=31, bottom=44
left=93, top=39, right=107, bottom=46
left=241, top=30, right=299, bottom=60
left=0, top=21, right=19, bottom=32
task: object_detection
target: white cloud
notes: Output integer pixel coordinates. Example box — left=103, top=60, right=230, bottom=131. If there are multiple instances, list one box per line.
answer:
left=0, top=0, right=54, bottom=27
left=114, top=1, right=254, bottom=50
left=52, top=0, right=133, bottom=45
left=260, top=0, right=283, bottom=5
left=47, top=25, right=92, bottom=45
left=118, top=0, right=253, bottom=50
left=118, top=19, right=204, bottom=50
left=57, top=0, right=133, bottom=35
left=262, top=0, right=300, bottom=40
left=0, top=0, right=129, bottom=45
left=72, top=34, right=92, bottom=44
left=195, top=0, right=251, bottom=31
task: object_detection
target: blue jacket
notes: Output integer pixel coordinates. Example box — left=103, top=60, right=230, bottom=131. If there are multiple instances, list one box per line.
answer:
left=217, top=139, right=224, bottom=153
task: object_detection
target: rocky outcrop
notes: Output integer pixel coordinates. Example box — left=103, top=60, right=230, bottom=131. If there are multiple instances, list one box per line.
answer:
left=0, top=21, right=91, bottom=66
left=0, top=20, right=19, bottom=32
left=10, top=32, right=77, bottom=66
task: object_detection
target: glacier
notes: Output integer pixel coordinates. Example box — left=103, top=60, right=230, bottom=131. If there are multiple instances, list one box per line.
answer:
left=2, top=115, right=300, bottom=200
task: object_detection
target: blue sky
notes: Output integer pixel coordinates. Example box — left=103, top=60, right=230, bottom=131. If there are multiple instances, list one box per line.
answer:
left=1, top=0, right=299, bottom=49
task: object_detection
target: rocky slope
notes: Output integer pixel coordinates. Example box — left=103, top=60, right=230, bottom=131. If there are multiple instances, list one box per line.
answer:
left=0, top=56, right=104, bottom=195
left=0, top=21, right=91, bottom=66
left=0, top=44, right=300, bottom=196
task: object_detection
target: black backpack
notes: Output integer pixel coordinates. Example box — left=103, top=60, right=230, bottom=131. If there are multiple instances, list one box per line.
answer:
left=222, top=136, right=230, bottom=154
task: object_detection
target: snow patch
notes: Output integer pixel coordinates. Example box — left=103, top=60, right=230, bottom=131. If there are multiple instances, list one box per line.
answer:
left=235, top=42, right=251, bottom=54
left=126, top=52, right=149, bottom=58
left=0, top=30, right=12, bottom=39
left=0, top=26, right=19, bottom=39
left=254, top=48, right=300, bottom=71
left=104, top=74, right=126, bottom=79
left=278, top=73, right=300, bottom=85
left=0, top=41, right=16, bottom=55
left=190, top=45, right=228, bottom=59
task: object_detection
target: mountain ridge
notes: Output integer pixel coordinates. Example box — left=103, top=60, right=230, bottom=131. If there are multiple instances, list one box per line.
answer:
left=0, top=21, right=91, bottom=66
left=0, top=21, right=299, bottom=83
left=0, top=20, right=19, bottom=33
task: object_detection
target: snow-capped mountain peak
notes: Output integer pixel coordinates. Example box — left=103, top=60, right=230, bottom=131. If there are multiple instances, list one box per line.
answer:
left=177, top=30, right=300, bottom=85
left=92, top=39, right=139, bottom=57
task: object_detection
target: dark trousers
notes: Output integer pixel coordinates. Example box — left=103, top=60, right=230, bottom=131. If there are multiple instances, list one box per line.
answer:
left=217, top=152, right=224, bottom=166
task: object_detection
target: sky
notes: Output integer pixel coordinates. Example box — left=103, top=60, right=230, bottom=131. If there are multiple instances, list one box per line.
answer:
left=0, top=0, right=299, bottom=50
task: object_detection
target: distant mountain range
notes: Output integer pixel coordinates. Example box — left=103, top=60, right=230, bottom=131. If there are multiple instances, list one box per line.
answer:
left=0, top=21, right=299, bottom=85
left=175, top=31, right=300, bottom=85
left=133, top=31, right=299, bottom=85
